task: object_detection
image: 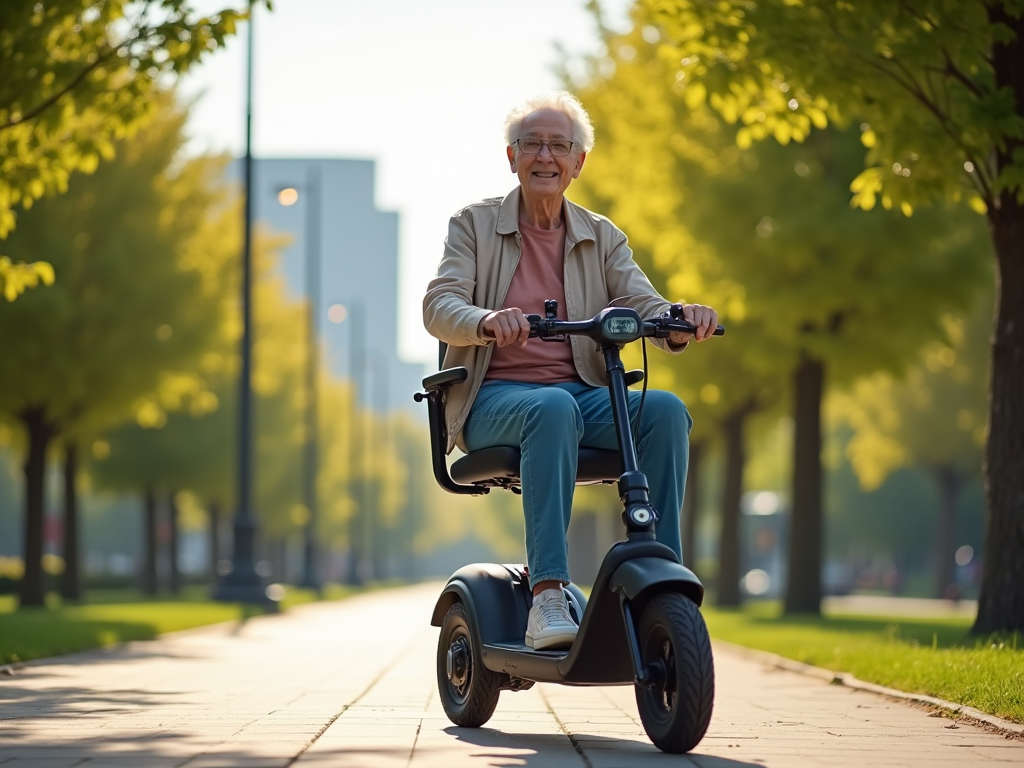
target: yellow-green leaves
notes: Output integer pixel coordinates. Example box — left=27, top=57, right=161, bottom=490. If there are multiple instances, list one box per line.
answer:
left=0, top=1, right=253, bottom=243
left=0, top=257, right=54, bottom=301
left=850, top=167, right=885, bottom=210
left=830, top=292, right=991, bottom=492
left=646, top=0, right=1017, bottom=216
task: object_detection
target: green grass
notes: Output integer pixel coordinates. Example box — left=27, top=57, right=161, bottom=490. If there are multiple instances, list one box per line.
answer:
left=0, top=583, right=361, bottom=665
left=701, top=601, right=1024, bottom=724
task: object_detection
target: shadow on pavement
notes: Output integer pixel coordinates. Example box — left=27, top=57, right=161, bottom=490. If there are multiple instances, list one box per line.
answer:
left=0, top=641, right=225, bottom=721
left=447, top=726, right=764, bottom=767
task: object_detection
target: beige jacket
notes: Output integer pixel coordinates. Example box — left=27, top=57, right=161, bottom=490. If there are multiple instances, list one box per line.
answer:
left=423, top=187, right=684, bottom=453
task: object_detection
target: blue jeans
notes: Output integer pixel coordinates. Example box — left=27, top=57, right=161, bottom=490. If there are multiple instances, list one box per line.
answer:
left=463, top=380, right=692, bottom=589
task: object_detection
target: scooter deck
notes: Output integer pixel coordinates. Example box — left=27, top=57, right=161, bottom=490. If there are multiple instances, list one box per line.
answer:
left=482, top=642, right=628, bottom=685
left=485, top=642, right=565, bottom=657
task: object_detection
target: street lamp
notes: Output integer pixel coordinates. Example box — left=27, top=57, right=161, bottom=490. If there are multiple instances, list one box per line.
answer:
left=277, top=168, right=323, bottom=592
left=214, top=0, right=271, bottom=606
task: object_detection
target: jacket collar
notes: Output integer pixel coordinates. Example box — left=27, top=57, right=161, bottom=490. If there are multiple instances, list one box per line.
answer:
left=496, top=187, right=598, bottom=245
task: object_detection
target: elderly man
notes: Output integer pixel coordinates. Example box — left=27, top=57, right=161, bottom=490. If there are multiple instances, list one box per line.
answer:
left=423, top=92, right=718, bottom=650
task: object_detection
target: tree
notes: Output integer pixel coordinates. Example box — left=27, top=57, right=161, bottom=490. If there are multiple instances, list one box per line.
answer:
left=677, top=128, right=987, bottom=614
left=87, top=210, right=311, bottom=590
left=0, top=1, right=255, bottom=300
left=0, top=98, right=227, bottom=606
left=642, top=0, right=1024, bottom=632
left=570, top=6, right=989, bottom=613
left=832, top=291, right=991, bottom=598
left=566, top=23, right=785, bottom=602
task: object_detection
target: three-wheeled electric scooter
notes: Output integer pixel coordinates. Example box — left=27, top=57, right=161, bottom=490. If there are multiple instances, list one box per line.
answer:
left=414, top=301, right=724, bottom=754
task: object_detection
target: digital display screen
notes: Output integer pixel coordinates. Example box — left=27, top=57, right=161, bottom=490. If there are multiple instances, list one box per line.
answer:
left=604, top=316, right=639, bottom=339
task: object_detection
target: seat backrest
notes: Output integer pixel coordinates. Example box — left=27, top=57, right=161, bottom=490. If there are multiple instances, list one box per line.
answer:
left=438, top=340, right=448, bottom=370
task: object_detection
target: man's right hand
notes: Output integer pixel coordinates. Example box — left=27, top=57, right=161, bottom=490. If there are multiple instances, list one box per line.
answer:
left=479, top=307, right=531, bottom=347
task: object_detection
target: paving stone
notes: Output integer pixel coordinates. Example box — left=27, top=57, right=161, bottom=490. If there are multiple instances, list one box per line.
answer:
left=0, top=583, right=1021, bottom=767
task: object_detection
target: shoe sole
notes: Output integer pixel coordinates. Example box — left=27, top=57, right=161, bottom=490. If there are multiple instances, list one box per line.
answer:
left=525, top=630, right=577, bottom=650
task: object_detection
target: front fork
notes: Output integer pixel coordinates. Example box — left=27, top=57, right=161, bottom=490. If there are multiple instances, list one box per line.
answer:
left=602, top=345, right=659, bottom=538
left=603, top=346, right=670, bottom=687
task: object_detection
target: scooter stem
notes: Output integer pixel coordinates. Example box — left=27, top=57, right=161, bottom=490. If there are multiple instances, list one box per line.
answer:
left=603, top=346, right=640, bottom=473
left=602, top=345, right=657, bottom=538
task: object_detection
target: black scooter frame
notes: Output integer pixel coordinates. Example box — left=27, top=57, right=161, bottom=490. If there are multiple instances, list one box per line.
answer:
left=429, top=308, right=706, bottom=687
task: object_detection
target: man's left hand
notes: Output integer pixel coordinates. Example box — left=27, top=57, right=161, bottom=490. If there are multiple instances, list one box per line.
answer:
left=668, top=303, right=719, bottom=345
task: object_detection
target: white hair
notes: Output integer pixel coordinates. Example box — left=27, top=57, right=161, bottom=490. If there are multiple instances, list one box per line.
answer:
left=503, top=91, right=595, bottom=154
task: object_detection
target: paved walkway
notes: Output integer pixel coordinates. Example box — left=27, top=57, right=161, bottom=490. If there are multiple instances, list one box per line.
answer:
left=1, top=583, right=1021, bottom=767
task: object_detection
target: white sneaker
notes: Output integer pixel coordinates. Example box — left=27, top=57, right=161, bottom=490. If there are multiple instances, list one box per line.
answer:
left=525, top=588, right=578, bottom=650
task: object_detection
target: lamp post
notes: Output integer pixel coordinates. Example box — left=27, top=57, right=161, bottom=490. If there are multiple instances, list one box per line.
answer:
left=277, top=166, right=323, bottom=592
left=214, top=0, right=269, bottom=605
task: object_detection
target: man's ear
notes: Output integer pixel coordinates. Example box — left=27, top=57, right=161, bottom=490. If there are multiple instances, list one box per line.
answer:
left=573, top=151, right=587, bottom=179
left=507, top=145, right=517, bottom=173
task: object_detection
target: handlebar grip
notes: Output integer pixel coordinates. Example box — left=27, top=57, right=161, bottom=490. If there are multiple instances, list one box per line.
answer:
left=665, top=321, right=726, bottom=336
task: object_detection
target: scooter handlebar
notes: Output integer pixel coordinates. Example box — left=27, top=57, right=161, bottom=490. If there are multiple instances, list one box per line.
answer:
left=525, top=310, right=726, bottom=341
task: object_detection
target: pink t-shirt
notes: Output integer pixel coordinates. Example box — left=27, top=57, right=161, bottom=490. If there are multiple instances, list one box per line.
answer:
left=485, top=218, right=580, bottom=383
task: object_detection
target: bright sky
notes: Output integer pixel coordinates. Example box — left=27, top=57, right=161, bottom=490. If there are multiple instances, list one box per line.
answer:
left=179, top=0, right=633, bottom=365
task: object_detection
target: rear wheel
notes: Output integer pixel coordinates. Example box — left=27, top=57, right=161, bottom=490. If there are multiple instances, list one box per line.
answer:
left=634, top=593, right=715, bottom=753
left=436, top=601, right=502, bottom=727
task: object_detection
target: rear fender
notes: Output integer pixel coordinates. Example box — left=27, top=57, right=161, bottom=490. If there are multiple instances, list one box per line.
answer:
left=430, top=563, right=531, bottom=646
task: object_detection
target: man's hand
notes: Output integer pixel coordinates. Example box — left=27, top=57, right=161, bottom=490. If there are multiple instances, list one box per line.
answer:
left=480, top=307, right=531, bottom=347
left=668, top=303, right=719, bottom=345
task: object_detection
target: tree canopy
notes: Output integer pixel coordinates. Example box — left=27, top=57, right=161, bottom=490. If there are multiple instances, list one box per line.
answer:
left=0, top=1, right=258, bottom=301
left=619, top=0, right=1023, bottom=632
left=642, top=0, right=1021, bottom=213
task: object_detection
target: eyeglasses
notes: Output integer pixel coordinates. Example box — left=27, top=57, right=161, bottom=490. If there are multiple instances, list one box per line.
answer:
left=515, top=138, right=575, bottom=157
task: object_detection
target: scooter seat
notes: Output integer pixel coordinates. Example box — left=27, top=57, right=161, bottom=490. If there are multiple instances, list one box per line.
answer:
left=450, top=446, right=621, bottom=486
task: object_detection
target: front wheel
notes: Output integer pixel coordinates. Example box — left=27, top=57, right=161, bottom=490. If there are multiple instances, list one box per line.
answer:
left=436, top=601, right=502, bottom=727
left=634, top=593, right=715, bottom=753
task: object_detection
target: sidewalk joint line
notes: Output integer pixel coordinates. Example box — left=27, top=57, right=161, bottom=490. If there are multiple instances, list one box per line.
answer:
left=405, top=719, right=423, bottom=768
left=540, top=686, right=594, bottom=768
left=284, top=630, right=429, bottom=766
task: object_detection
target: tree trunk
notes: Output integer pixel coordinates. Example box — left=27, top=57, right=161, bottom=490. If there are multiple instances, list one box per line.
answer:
left=932, top=466, right=962, bottom=600
left=974, top=5, right=1024, bottom=635
left=18, top=408, right=56, bottom=607
left=208, top=501, right=221, bottom=581
left=784, top=354, right=825, bottom=615
left=141, top=486, right=158, bottom=595
left=718, top=408, right=749, bottom=607
left=60, top=442, right=81, bottom=602
left=682, top=440, right=706, bottom=572
left=168, top=491, right=181, bottom=595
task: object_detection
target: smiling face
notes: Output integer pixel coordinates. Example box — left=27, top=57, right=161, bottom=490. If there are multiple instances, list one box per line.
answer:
left=507, top=108, right=586, bottom=203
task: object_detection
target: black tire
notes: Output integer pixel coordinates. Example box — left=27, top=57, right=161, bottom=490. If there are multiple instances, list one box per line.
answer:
left=436, top=601, right=502, bottom=727
left=634, top=593, right=715, bottom=753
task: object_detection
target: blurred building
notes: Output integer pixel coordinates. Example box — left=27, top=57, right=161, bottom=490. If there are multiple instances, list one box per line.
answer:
left=227, top=157, right=425, bottom=414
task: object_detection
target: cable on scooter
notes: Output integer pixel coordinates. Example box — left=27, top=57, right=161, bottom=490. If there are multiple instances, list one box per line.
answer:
left=631, top=336, right=650, bottom=449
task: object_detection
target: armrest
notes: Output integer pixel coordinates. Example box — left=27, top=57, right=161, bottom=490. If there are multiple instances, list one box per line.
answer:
left=422, top=366, right=468, bottom=391
left=414, top=365, right=487, bottom=496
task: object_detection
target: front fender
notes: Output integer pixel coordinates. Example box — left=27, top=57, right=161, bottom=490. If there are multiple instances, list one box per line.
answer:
left=609, top=557, right=704, bottom=608
left=429, top=563, right=531, bottom=646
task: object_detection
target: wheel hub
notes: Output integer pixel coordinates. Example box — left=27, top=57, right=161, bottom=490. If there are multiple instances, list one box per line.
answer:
left=446, top=637, right=470, bottom=689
